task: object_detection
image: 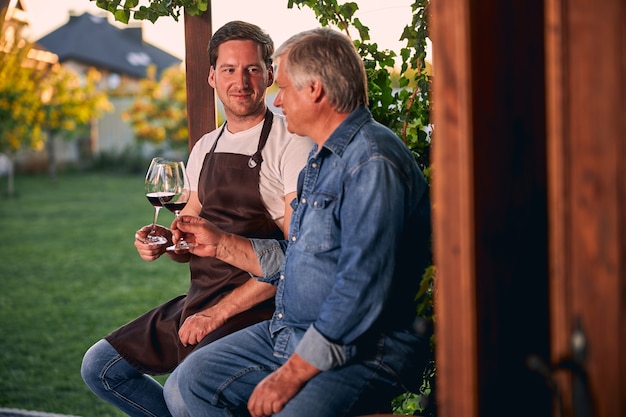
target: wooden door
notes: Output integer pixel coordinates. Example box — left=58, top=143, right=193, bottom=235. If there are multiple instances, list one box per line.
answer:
left=431, top=0, right=625, bottom=416
left=545, top=0, right=626, bottom=415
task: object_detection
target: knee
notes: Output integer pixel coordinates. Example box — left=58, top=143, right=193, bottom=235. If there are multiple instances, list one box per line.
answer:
left=164, top=369, right=189, bottom=417
left=80, top=339, right=121, bottom=392
left=80, top=339, right=106, bottom=385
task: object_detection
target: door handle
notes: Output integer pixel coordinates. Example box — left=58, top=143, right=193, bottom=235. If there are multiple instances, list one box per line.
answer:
left=527, top=317, right=593, bottom=417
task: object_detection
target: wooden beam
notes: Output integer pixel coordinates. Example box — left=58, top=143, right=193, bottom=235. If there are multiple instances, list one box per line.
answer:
left=184, top=6, right=216, bottom=152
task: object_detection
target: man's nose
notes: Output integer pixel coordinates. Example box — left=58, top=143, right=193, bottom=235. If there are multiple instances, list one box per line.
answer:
left=236, top=70, right=249, bottom=88
left=273, top=91, right=282, bottom=108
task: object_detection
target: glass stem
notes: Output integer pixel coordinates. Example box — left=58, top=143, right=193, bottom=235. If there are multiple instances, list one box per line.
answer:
left=151, top=207, right=161, bottom=234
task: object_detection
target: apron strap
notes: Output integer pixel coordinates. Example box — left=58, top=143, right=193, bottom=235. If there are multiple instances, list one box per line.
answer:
left=248, top=109, right=274, bottom=168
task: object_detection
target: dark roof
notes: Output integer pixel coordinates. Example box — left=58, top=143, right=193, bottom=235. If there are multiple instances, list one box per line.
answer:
left=35, top=12, right=181, bottom=78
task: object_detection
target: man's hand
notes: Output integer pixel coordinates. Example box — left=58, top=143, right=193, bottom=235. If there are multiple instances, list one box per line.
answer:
left=248, top=354, right=320, bottom=417
left=174, top=215, right=264, bottom=276
left=178, top=308, right=228, bottom=346
left=172, top=215, right=223, bottom=258
left=134, top=225, right=171, bottom=261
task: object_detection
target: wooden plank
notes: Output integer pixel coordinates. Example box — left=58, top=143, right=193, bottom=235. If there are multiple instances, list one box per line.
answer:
left=431, top=0, right=478, bottom=416
left=544, top=0, right=573, bottom=413
left=546, top=0, right=626, bottom=415
left=184, top=7, right=216, bottom=151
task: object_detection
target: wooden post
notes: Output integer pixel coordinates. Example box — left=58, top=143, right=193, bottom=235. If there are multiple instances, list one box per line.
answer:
left=183, top=6, right=216, bottom=152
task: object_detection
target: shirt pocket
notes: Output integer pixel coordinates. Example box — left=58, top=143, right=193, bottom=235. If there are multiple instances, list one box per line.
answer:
left=272, top=327, right=306, bottom=359
left=298, top=191, right=337, bottom=252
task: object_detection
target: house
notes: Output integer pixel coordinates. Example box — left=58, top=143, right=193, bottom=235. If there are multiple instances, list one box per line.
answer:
left=36, top=11, right=181, bottom=87
left=33, top=11, right=183, bottom=165
left=1, top=4, right=183, bottom=171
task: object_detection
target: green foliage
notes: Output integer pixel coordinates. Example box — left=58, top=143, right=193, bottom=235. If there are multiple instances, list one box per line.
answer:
left=40, top=66, right=112, bottom=139
left=392, top=358, right=436, bottom=415
left=0, top=20, right=111, bottom=155
left=0, top=22, right=46, bottom=153
left=289, top=0, right=432, bottom=173
left=122, top=65, right=189, bottom=148
left=92, top=0, right=209, bottom=23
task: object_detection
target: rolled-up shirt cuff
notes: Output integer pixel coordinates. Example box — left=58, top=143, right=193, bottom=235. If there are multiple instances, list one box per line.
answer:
left=250, top=238, right=285, bottom=283
left=294, top=325, right=347, bottom=371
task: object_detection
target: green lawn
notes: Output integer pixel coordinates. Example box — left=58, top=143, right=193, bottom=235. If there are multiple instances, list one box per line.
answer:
left=0, top=172, right=189, bottom=416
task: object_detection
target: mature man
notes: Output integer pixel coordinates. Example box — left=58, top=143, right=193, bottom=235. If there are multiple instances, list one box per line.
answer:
left=165, top=27, right=432, bottom=417
left=81, top=21, right=312, bottom=417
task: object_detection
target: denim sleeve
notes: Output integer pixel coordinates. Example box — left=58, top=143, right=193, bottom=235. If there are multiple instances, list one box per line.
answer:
left=294, top=325, right=355, bottom=370
left=249, top=238, right=287, bottom=284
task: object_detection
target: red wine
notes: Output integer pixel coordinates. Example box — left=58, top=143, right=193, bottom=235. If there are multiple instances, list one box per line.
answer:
left=163, top=201, right=187, bottom=214
left=146, top=192, right=175, bottom=207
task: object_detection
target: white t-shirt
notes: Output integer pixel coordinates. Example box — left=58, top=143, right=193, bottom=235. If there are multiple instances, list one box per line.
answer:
left=187, top=112, right=313, bottom=229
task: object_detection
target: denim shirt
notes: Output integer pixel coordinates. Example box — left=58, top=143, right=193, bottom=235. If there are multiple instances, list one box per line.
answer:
left=250, top=106, right=431, bottom=372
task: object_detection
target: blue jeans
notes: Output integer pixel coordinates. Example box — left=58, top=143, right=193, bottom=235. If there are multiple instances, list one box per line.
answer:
left=81, top=339, right=172, bottom=417
left=164, top=322, right=402, bottom=417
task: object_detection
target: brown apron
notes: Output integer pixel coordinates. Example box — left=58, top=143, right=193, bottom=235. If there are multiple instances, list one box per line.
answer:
left=106, top=110, right=282, bottom=375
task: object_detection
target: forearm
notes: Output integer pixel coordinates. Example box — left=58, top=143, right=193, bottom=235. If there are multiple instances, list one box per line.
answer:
left=202, top=278, right=276, bottom=318
left=281, top=352, right=320, bottom=383
left=216, top=232, right=263, bottom=277
left=178, top=274, right=275, bottom=347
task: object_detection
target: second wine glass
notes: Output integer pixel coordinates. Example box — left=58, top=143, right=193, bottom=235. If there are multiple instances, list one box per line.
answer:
left=144, top=157, right=170, bottom=245
left=159, top=161, right=194, bottom=251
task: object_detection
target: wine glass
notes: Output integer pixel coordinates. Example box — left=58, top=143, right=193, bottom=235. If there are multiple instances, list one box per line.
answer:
left=159, top=161, right=194, bottom=251
left=143, top=157, right=170, bottom=245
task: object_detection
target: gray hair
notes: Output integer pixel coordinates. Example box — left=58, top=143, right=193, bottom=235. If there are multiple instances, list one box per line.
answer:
left=273, top=28, right=368, bottom=113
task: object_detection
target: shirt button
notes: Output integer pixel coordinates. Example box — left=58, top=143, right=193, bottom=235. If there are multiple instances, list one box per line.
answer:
left=291, top=236, right=297, bottom=242
left=280, top=274, right=285, bottom=280
left=277, top=313, right=283, bottom=319
left=311, top=162, right=318, bottom=168
left=301, top=197, right=306, bottom=204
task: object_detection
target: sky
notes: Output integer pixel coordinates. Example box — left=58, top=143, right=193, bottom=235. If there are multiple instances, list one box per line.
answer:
left=23, top=0, right=416, bottom=60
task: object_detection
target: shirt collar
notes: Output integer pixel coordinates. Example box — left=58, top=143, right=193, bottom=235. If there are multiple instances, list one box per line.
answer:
left=319, top=106, right=372, bottom=158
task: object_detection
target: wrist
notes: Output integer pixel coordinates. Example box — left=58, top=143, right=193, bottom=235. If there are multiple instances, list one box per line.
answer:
left=282, top=353, right=320, bottom=385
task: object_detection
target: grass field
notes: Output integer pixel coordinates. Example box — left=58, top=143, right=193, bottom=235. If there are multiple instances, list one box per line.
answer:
left=0, top=172, right=189, bottom=416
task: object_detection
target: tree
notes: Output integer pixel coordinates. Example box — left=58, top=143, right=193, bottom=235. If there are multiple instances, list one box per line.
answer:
left=0, top=23, right=44, bottom=196
left=0, top=19, right=111, bottom=187
left=39, top=66, right=112, bottom=183
left=122, top=65, right=189, bottom=150
left=0, top=22, right=47, bottom=156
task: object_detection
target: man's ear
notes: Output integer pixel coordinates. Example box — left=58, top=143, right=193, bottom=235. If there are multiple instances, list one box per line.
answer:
left=267, top=65, right=274, bottom=87
left=208, top=66, right=216, bottom=88
left=310, top=80, right=324, bottom=103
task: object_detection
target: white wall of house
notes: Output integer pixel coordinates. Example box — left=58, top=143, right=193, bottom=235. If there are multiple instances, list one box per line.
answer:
left=94, top=96, right=136, bottom=156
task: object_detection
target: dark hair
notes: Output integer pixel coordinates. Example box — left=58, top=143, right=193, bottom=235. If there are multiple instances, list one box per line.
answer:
left=208, top=21, right=274, bottom=69
left=273, top=28, right=368, bottom=113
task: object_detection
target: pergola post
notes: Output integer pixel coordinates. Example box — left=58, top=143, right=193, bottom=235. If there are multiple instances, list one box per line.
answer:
left=183, top=6, right=216, bottom=151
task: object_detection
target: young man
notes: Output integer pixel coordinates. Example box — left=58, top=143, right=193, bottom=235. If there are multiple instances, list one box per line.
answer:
left=80, top=21, right=313, bottom=417
left=165, top=27, right=432, bottom=417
